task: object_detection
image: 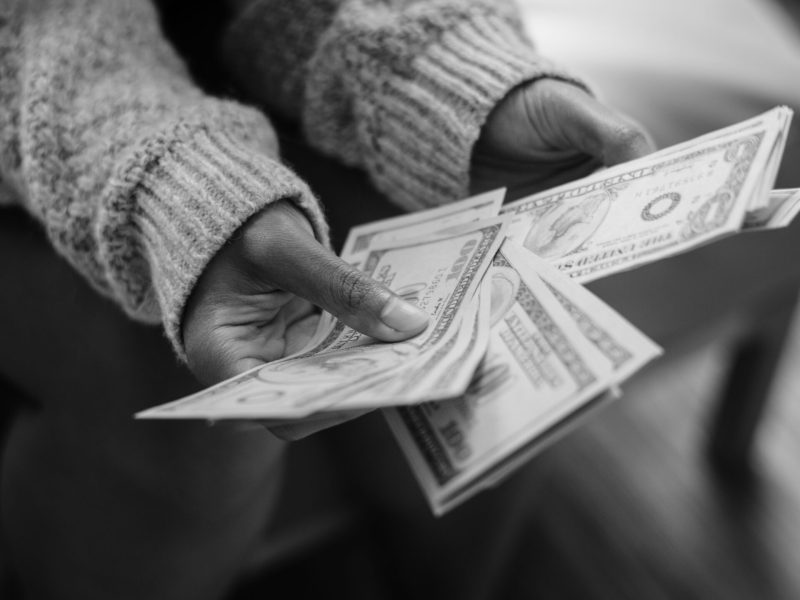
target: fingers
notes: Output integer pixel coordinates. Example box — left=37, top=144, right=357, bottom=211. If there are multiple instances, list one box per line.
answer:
left=183, top=201, right=429, bottom=386
left=245, top=202, right=429, bottom=342
left=529, top=79, right=656, bottom=167
left=284, top=312, right=322, bottom=356
left=277, top=242, right=429, bottom=341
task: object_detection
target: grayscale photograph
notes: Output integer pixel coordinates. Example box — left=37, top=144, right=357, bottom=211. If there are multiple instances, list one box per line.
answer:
left=1, top=0, right=800, bottom=598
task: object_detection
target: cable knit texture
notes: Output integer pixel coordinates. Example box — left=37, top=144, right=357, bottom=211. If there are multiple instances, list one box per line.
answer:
left=222, top=0, right=585, bottom=210
left=3, top=0, right=582, bottom=356
left=0, top=0, right=328, bottom=356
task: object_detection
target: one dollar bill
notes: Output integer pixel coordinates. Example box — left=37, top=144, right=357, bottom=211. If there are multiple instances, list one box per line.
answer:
left=501, top=107, right=792, bottom=283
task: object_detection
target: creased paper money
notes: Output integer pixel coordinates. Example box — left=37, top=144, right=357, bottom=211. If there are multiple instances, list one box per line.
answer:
left=137, top=107, right=798, bottom=517
left=501, top=107, right=792, bottom=283
left=385, top=243, right=661, bottom=514
left=136, top=217, right=508, bottom=420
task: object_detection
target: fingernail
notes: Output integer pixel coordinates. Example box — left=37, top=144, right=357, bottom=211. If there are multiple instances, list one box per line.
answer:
left=380, top=297, right=429, bottom=332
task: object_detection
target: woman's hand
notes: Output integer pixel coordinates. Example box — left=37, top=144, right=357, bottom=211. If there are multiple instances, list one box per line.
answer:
left=471, top=78, right=656, bottom=199
left=182, top=200, right=429, bottom=438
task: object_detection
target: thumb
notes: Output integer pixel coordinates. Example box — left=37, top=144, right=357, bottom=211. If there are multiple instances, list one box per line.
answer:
left=256, top=206, right=429, bottom=341
left=529, top=79, right=656, bottom=166
left=282, top=242, right=430, bottom=341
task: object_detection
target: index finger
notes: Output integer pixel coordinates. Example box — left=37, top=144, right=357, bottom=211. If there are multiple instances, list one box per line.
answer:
left=538, top=81, right=656, bottom=166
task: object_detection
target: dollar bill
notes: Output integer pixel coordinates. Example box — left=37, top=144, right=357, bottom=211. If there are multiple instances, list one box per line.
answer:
left=307, top=188, right=505, bottom=338
left=132, top=105, right=800, bottom=517
left=330, top=277, right=493, bottom=410
left=136, top=217, right=508, bottom=421
left=528, top=251, right=662, bottom=383
left=501, top=106, right=792, bottom=283
left=385, top=242, right=661, bottom=514
left=645, top=107, right=791, bottom=214
left=395, top=282, right=492, bottom=403
left=743, top=188, right=800, bottom=230
left=340, top=188, right=505, bottom=267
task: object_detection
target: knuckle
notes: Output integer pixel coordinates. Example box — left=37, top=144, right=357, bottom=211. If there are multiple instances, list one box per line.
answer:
left=332, top=266, right=375, bottom=312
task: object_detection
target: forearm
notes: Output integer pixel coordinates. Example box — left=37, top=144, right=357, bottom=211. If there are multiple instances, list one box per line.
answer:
left=220, top=0, right=586, bottom=210
left=0, top=0, right=328, bottom=355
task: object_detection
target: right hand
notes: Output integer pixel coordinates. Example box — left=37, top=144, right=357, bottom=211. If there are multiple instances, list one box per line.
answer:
left=471, top=78, right=655, bottom=199
left=182, top=200, right=429, bottom=439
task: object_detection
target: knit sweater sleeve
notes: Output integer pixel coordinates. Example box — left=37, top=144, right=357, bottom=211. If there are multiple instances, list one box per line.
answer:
left=0, top=0, right=328, bottom=355
left=221, top=0, right=585, bottom=211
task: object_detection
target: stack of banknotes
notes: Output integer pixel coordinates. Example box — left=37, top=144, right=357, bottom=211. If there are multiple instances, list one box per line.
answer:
left=139, top=106, right=799, bottom=514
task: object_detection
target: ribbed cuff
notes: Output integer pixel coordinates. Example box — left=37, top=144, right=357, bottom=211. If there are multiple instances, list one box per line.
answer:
left=100, top=127, right=328, bottom=359
left=305, top=10, right=588, bottom=211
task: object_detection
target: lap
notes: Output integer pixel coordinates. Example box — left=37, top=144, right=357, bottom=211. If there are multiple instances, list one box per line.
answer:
left=0, top=209, right=196, bottom=412
left=0, top=209, right=284, bottom=492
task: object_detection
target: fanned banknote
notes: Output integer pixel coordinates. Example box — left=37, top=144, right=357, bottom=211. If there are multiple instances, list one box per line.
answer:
left=501, top=106, right=792, bottom=283
left=322, top=284, right=492, bottom=410
left=385, top=243, right=661, bottom=514
left=136, top=217, right=508, bottom=420
left=341, top=189, right=506, bottom=267
left=136, top=107, right=799, bottom=516
left=744, top=188, right=800, bottom=230
left=312, top=189, right=506, bottom=341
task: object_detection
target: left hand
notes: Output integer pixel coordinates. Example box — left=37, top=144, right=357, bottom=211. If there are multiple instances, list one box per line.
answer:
left=182, top=200, right=429, bottom=441
left=471, top=78, right=655, bottom=199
